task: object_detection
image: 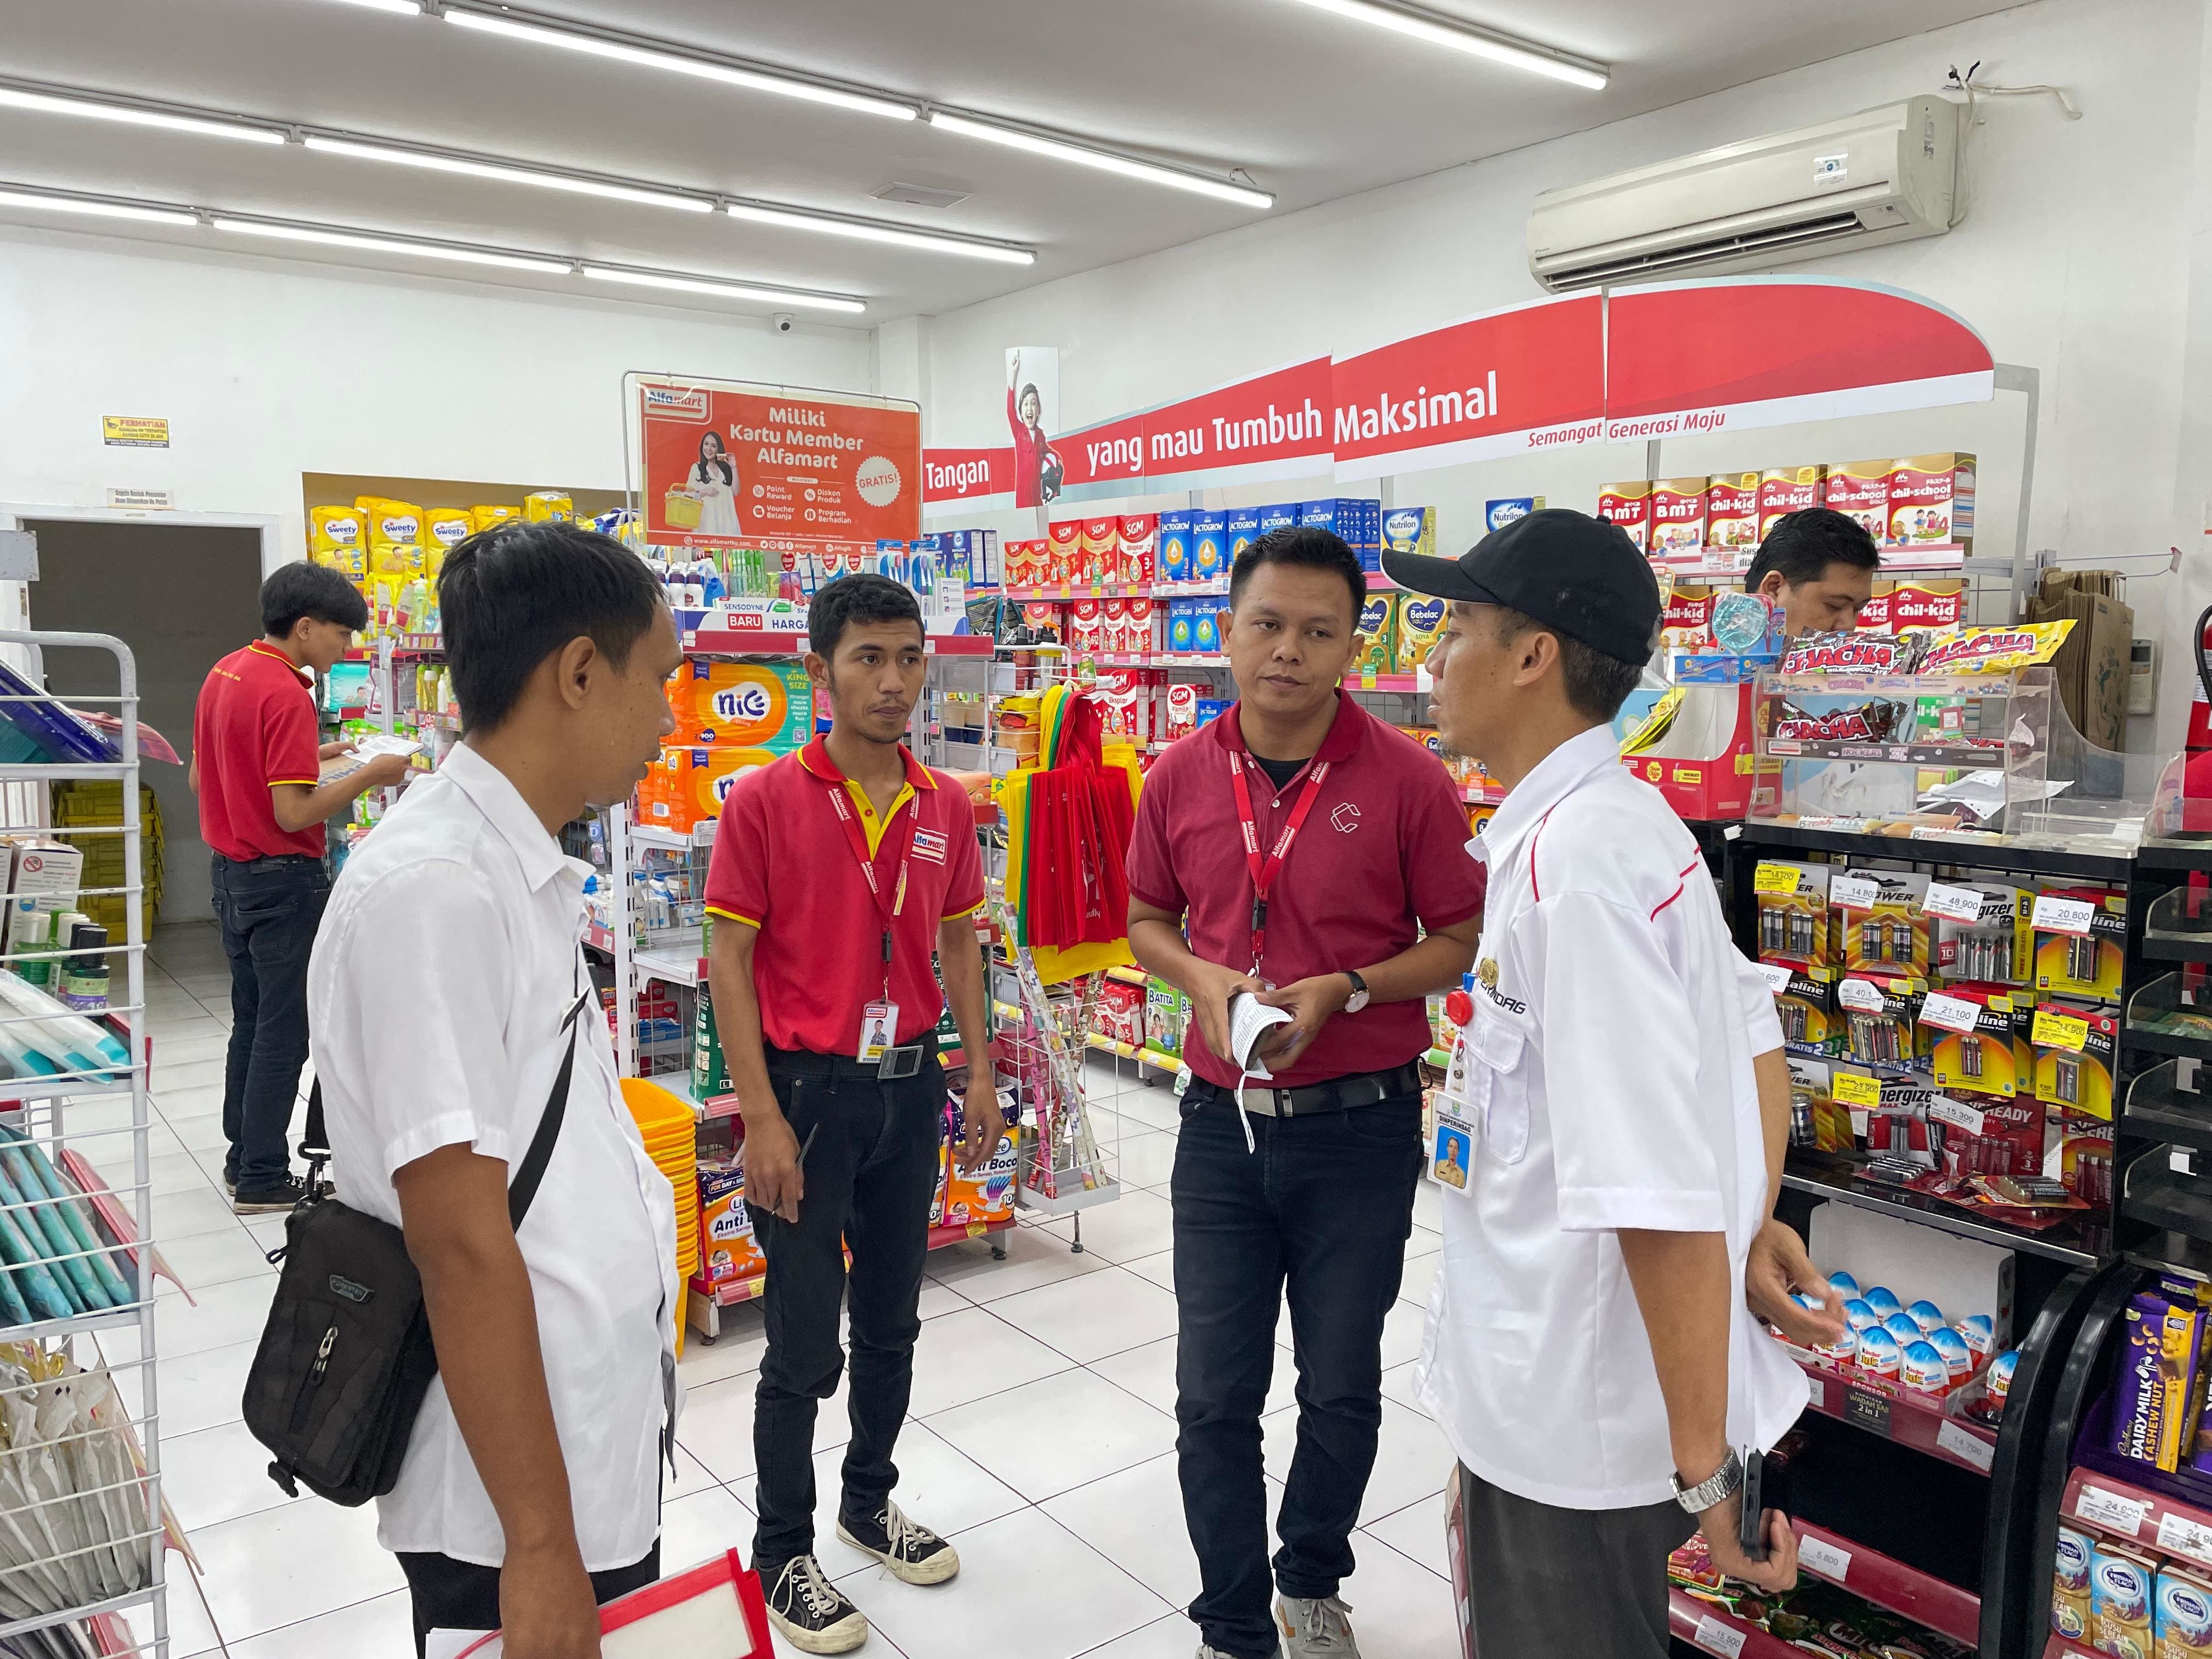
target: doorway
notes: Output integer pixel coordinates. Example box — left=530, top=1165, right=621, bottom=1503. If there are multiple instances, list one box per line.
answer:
left=25, top=520, right=264, bottom=924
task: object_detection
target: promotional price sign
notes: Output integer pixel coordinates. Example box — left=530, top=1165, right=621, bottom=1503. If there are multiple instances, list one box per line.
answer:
left=635, top=377, right=922, bottom=549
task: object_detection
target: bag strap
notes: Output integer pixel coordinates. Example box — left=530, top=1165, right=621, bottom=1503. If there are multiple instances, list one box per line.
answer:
left=509, top=985, right=590, bottom=1230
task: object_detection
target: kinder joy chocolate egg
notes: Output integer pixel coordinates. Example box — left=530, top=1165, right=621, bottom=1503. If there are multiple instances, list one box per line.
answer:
left=1882, top=1313, right=1924, bottom=1348
left=1826, top=1270, right=1861, bottom=1301
left=1855, top=1325, right=1901, bottom=1378
left=1986, top=1347, right=2018, bottom=1402
left=1842, top=1298, right=1880, bottom=1332
left=1958, top=1313, right=1995, bottom=1358
left=1906, top=1298, right=1947, bottom=1335
left=1900, top=1339, right=1949, bottom=1397
left=1863, top=1285, right=1903, bottom=1319
left=1813, top=1321, right=1858, bottom=1368
left=1926, top=1326, right=1973, bottom=1386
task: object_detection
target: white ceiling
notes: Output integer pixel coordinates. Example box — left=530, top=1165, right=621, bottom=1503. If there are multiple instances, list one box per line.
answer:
left=0, top=0, right=2012, bottom=325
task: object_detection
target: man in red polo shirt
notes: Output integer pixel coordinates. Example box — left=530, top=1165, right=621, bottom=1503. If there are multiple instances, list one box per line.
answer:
left=190, top=562, right=408, bottom=1212
left=702, top=573, right=998, bottom=1655
left=1127, top=526, right=1485, bottom=1659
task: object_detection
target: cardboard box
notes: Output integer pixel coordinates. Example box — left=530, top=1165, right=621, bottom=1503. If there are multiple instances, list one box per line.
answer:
left=1225, top=506, right=1263, bottom=566
left=1, top=844, right=82, bottom=954
left=1887, top=452, right=1975, bottom=548
left=2028, top=568, right=2134, bottom=751
left=1157, top=511, right=1193, bottom=583
left=1823, top=460, right=1892, bottom=543
left=1757, top=466, right=1824, bottom=540
left=1706, top=473, right=1760, bottom=554
left=1648, top=478, right=1707, bottom=556
left=1597, top=481, right=1652, bottom=550
left=1189, top=511, right=1228, bottom=580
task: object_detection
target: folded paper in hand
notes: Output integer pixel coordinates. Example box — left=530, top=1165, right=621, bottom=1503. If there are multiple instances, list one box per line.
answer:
left=1225, top=992, right=1295, bottom=1153
left=319, top=732, right=422, bottom=785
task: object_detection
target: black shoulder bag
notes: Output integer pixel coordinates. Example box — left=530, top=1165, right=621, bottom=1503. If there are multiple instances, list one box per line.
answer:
left=241, top=991, right=587, bottom=1506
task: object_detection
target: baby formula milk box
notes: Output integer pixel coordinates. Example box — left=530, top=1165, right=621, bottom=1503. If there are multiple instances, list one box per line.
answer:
left=1396, top=595, right=1448, bottom=675
left=1887, top=453, right=1976, bottom=549
left=1356, top=592, right=1397, bottom=676
left=1046, top=519, right=1082, bottom=586
left=1485, top=497, right=1543, bottom=534
left=1758, top=466, right=1825, bottom=539
left=1257, top=503, right=1299, bottom=539
left=1190, top=511, right=1228, bottom=580
left=1119, top=515, right=1158, bottom=585
left=1157, top=511, right=1194, bottom=583
left=1823, top=461, right=1893, bottom=543
left=1078, top=517, right=1119, bottom=585
left=1225, top=507, right=1264, bottom=566
left=1648, top=479, right=1708, bottom=557
left=1706, top=473, right=1762, bottom=556
left=2051, top=1525, right=2092, bottom=1643
left=1597, top=482, right=1652, bottom=551
left=1380, top=506, right=1436, bottom=563
left=2094, top=1545, right=2157, bottom=1659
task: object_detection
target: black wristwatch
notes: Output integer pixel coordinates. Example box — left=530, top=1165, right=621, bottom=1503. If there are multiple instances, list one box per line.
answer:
left=1342, top=970, right=1370, bottom=1013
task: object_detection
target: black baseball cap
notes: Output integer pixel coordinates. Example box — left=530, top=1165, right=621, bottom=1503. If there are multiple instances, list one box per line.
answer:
left=1382, top=507, right=1660, bottom=667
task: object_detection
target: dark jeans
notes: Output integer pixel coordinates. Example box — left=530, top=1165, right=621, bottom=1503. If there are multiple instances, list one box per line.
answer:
left=1171, top=1090, right=1424, bottom=1659
left=398, top=1543, right=660, bottom=1656
left=1456, top=1465, right=1694, bottom=1659
left=211, top=853, right=329, bottom=1189
left=750, top=1054, right=943, bottom=1573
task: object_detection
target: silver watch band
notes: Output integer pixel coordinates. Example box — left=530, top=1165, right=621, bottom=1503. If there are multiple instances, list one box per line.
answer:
left=1670, top=1447, right=1744, bottom=1515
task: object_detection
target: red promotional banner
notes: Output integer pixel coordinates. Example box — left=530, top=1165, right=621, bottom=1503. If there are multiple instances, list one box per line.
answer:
left=637, top=379, right=922, bottom=549
left=923, top=445, right=1016, bottom=512
left=1050, top=358, right=1335, bottom=502
left=1330, top=295, right=1606, bottom=480
left=1604, top=278, right=1995, bottom=442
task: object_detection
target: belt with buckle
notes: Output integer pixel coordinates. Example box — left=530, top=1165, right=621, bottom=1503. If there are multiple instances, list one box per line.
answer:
left=766, top=1034, right=940, bottom=1084
left=1186, top=1061, right=1423, bottom=1119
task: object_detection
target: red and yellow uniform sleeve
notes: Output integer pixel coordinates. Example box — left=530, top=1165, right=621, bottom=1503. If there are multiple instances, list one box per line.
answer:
left=262, top=684, right=322, bottom=788
left=941, top=793, right=986, bottom=920
left=702, top=771, right=770, bottom=930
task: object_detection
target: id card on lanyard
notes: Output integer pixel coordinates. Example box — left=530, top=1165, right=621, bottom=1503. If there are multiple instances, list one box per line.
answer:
left=823, top=781, right=915, bottom=1061
left=1227, top=751, right=1331, bottom=977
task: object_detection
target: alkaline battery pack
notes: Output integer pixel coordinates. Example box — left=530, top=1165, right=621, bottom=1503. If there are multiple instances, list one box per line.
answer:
left=1775, top=968, right=1842, bottom=1057
left=1925, top=988, right=2033, bottom=1099
left=1837, top=973, right=1924, bottom=1070
left=2033, top=887, right=2128, bottom=1006
left=2034, top=1003, right=2118, bottom=1120
left=1932, top=883, right=2032, bottom=987
left=1754, top=860, right=1836, bottom=968
left=1836, top=866, right=1931, bottom=977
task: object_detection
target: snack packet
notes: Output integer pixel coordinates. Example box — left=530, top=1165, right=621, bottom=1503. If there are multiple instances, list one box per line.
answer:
left=1778, top=631, right=1926, bottom=675
left=1917, top=621, right=2075, bottom=675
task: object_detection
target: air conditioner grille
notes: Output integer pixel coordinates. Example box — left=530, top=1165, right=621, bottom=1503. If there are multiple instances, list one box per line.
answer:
left=1544, top=211, right=1866, bottom=291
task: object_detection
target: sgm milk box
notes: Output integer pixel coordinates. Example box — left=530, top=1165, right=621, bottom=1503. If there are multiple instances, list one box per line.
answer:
left=1118, top=514, right=1158, bottom=585
left=1597, top=481, right=1652, bottom=551
left=1823, top=461, right=1892, bottom=543
left=1648, top=478, right=1707, bottom=556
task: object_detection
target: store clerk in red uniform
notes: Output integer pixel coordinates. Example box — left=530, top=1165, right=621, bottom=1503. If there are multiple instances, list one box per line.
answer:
left=702, top=572, right=998, bottom=1657
left=1126, top=526, right=1486, bottom=1659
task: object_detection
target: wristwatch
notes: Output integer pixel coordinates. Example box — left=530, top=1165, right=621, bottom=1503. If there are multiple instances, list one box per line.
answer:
left=1671, top=1447, right=1743, bottom=1515
left=1342, top=970, right=1370, bottom=1014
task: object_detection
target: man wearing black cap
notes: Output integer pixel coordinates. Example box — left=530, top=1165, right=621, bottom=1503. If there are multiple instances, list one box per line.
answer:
left=1386, top=509, right=1825, bottom=1656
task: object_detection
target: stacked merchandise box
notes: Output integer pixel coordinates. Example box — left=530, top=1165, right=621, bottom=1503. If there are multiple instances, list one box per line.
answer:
left=49, top=783, right=162, bottom=941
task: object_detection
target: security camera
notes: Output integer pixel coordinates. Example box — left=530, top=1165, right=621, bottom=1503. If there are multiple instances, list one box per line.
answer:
left=772, top=313, right=795, bottom=334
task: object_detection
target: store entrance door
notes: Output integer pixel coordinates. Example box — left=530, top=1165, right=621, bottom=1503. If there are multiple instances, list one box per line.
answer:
left=25, top=519, right=263, bottom=925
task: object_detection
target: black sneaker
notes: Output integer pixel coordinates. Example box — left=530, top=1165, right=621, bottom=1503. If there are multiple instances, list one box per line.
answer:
left=764, top=1554, right=868, bottom=1654
left=232, top=1175, right=307, bottom=1215
left=836, top=1501, right=961, bottom=1586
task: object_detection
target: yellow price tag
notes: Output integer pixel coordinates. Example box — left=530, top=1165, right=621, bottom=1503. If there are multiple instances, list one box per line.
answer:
left=1753, top=864, right=1801, bottom=896
left=1360, top=670, right=1378, bottom=689
left=2034, top=1008, right=2090, bottom=1052
left=1831, top=1072, right=1882, bottom=1109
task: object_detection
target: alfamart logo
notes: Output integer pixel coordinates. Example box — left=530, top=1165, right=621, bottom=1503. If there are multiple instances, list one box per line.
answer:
left=644, top=386, right=709, bottom=417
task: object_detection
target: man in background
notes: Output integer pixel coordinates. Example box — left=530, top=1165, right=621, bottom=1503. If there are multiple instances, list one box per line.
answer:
left=1742, top=506, right=1881, bottom=640
left=190, top=562, right=408, bottom=1214
left=1127, top=526, right=1483, bottom=1659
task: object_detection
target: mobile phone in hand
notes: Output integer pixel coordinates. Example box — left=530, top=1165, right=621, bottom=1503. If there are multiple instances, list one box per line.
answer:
left=1737, top=1449, right=1768, bottom=1562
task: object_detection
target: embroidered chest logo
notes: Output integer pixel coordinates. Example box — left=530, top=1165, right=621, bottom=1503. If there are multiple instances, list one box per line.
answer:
left=911, top=828, right=949, bottom=864
left=1330, top=802, right=1361, bottom=833
left=1476, top=957, right=1527, bottom=1014
left=1477, top=958, right=1498, bottom=988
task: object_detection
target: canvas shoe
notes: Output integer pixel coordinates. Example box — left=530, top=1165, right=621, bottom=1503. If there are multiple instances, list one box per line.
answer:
left=836, top=1500, right=961, bottom=1585
left=1276, top=1593, right=1360, bottom=1656
left=764, top=1554, right=868, bottom=1655
left=232, top=1175, right=308, bottom=1215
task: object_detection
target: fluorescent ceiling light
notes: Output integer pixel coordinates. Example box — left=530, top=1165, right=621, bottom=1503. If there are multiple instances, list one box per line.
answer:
left=722, top=201, right=1032, bottom=265
left=313, top=0, right=422, bottom=14
left=443, top=10, right=916, bottom=122
left=1271, top=0, right=1608, bottom=90
left=582, top=265, right=864, bottom=314
left=0, top=188, right=196, bottom=227
left=210, top=216, right=572, bottom=274
left=302, top=135, right=713, bottom=213
left=0, top=84, right=284, bottom=144
left=926, top=111, right=1273, bottom=210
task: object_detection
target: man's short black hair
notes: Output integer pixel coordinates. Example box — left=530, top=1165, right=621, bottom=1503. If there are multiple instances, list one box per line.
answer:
left=1229, top=526, right=1364, bottom=623
left=1492, top=606, right=1645, bottom=724
left=262, top=561, right=368, bottom=636
left=1743, top=507, right=1881, bottom=592
left=439, top=520, right=665, bottom=735
left=809, top=573, right=923, bottom=662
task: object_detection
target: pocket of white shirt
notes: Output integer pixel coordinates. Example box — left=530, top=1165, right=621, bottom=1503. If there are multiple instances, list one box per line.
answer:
left=1471, top=1015, right=1531, bottom=1166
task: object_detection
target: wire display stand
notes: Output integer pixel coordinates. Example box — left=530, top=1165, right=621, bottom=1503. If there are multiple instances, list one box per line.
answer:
left=0, top=631, right=170, bottom=1659
left=992, top=913, right=1118, bottom=1229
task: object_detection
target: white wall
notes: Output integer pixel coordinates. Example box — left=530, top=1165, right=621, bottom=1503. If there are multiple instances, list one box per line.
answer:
left=0, top=230, right=876, bottom=558
left=913, top=0, right=2211, bottom=741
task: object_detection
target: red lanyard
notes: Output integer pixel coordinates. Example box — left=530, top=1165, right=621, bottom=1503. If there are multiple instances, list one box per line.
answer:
left=1226, top=751, right=1331, bottom=972
left=824, top=781, right=916, bottom=1000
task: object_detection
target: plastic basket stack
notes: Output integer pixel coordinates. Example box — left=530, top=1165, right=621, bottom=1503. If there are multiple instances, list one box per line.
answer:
left=619, top=1079, right=698, bottom=1356
left=48, top=782, right=162, bottom=941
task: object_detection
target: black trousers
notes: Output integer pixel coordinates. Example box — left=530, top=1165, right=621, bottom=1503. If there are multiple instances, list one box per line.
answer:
left=749, top=1054, right=944, bottom=1572
left=399, top=1544, right=660, bottom=1655
left=1171, top=1092, right=1424, bottom=1659
left=211, top=853, right=329, bottom=1189
left=1456, top=1465, right=1695, bottom=1659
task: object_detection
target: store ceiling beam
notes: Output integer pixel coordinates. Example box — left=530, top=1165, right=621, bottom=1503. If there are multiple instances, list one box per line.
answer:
left=1269, top=0, right=1610, bottom=89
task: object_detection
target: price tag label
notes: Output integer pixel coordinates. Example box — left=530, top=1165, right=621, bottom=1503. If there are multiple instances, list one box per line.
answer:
left=1936, top=1419, right=1996, bottom=1472
left=1692, top=1615, right=1747, bottom=1658
left=1928, top=1094, right=1988, bottom=1136
left=1754, top=864, right=1803, bottom=895
left=1360, top=670, right=1378, bottom=689
left=1923, top=882, right=1989, bottom=923
left=1848, top=1107, right=1871, bottom=1137
left=2078, top=1484, right=2149, bottom=1536
left=1798, top=1534, right=1853, bottom=1582
left=2033, top=894, right=2097, bottom=936
left=1920, top=992, right=1984, bottom=1034
left=1844, top=1385, right=1894, bottom=1435
left=2034, top=1008, right=2091, bottom=1052
left=2159, top=1511, right=2212, bottom=1565
left=1755, top=961, right=1796, bottom=995
left=1831, top=875, right=1883, bottom=910
left=1837, top=978, right=1890, bottom=1013
left=1832, top=1072, right=1883, bottom=1109
left=1805, top=1373, right=1829, bottom=1412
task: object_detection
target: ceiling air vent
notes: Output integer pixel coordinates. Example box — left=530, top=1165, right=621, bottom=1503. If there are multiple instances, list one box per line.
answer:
left=874, top=182, right=970, bottom=210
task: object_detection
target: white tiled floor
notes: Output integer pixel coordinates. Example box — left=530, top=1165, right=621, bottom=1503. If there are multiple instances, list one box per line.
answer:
left=119, top=924, right=1462, bottom=1658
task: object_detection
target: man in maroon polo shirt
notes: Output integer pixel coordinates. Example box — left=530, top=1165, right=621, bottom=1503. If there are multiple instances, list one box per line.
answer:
left=190, top=562, right=407, bottom=1212
left=1126, top=526, right=1484, bottom=1659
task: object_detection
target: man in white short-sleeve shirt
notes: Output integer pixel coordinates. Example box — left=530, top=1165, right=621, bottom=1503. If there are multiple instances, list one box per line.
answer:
left=1386, top=510, right=1837, bottom=1657
left=309, top=521, right=686, bottom=1658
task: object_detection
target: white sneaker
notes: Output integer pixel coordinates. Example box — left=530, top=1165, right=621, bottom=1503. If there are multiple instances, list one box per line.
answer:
left=1276, top=1593, right=1359, bottom=1656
